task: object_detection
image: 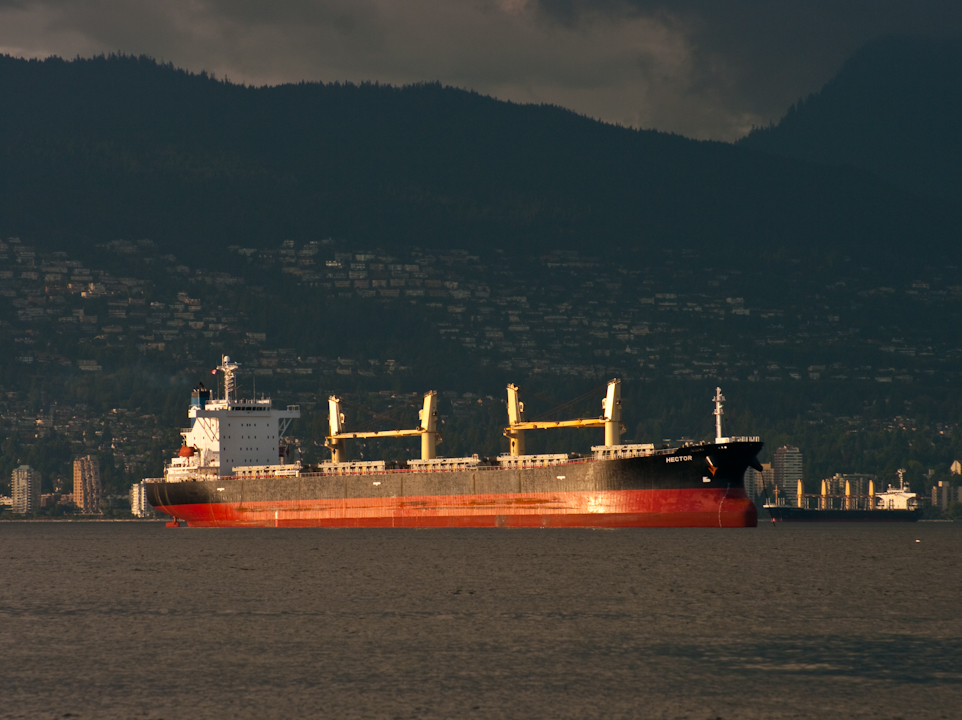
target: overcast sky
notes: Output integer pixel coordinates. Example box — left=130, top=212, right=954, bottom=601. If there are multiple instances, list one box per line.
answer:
left=2, top=0, right=961, bottom=140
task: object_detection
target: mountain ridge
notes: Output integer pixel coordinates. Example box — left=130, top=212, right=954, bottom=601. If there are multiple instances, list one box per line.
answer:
left=0, top=52, right=957, bottom=266
left=741, top=35, right=962, bottom=198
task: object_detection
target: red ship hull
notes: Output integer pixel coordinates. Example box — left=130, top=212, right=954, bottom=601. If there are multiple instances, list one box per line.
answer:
left=148, top=439, right=763, bottom=528
left=152, top=487, right=757, bottom=528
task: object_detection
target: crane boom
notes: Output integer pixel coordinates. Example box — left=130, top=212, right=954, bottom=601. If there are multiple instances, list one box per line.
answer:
left=503, top=379, right=622, bottom=456
left=507, top=418, right=607, bottom=431
left=329, top=429, right=423, bottom=439
left=325, top=391, right=438, bottom=462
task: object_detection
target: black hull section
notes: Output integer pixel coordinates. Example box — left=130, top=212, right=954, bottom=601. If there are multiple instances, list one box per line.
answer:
left=148, top=441, right=761, bottom=507
left=766, top=506, right=921, bottom=523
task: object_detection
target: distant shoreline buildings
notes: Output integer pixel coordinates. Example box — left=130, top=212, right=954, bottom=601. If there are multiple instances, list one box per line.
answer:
left=12, top=465, right=40, bottom=514
left=745, top=446, right=962, bottom=513
left=773, top=446, right=802, bottom=507
left=73, top=455, right=102, bottom=514
left=744, top=445, right=802, bottom=506
left=129, top=481, right=154, bottom=518
left=932, top=480, right=962, bottom=511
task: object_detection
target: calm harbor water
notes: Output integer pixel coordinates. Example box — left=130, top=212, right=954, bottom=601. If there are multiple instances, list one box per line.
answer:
left=2, top=522, right=961, bottom=719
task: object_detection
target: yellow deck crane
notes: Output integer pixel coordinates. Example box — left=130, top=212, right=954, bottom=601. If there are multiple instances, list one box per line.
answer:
left=503, top=379, right=623, bottom=456
left=325, top=391, right=439, bottom=463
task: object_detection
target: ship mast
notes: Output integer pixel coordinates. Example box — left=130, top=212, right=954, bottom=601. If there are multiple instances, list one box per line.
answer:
left=218, top=355, right=240, bottom=403
left=713, top=387, right=725, bottom=441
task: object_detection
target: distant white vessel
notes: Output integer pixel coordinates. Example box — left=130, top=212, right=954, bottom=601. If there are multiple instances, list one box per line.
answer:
left=766, top=469, right=920, bottom=522
left=874, top=469, right=918, bottom=510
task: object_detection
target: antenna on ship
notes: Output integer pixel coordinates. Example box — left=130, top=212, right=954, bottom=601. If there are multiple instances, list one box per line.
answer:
left=218, top=355, right=240, bottom=403
left=713, top=387, right=725, bottom=441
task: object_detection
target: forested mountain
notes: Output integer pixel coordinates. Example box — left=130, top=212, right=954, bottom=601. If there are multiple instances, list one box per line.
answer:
left=3, top=49, right=962, bottom=504
left=741, top=36, right=962, bottom=198
left=0, top=53, right=956, bottom=268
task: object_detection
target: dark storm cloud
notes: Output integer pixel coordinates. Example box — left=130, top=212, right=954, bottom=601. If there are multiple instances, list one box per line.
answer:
left=535, top=1, right=962, bottom=126
left=1, top=0, right=960, bottom=139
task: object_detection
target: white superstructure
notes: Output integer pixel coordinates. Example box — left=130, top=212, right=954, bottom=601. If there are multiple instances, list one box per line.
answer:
left=875, top=469, right=918, bottom=510
left=164, top=356, right=300, bottom=482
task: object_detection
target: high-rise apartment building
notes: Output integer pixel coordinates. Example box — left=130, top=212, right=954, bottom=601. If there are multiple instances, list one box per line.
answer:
left=743, top=466, right=763, bottom=501
left=762, top=463, right=774, bottom=496
left=743, top=463, right=777, bottom=503
left=743, top=467, right=758, bottom=500
left=933, top=481, right=951, bottom=511
left=129, top=482, right=154, bottom=518
left=773, top=446, right=803, bottom=507
left=12, top=465, right=41, bottom=514
left=73, top=455, right=102, bottom=514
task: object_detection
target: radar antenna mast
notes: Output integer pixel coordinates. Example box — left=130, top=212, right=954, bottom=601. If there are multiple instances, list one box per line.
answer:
left=218, top=355, right=240, bottom=403
left=713, top=387, right=725, bottom=441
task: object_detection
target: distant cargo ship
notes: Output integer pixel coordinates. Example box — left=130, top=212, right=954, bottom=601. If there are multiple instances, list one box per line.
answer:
left=765, top=470, right=921, bottom=522
left=146, top=356, right=763, bottom=528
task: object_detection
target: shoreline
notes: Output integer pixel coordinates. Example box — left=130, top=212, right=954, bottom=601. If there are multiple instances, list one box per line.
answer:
left=0, top=518, right=165, bottom=523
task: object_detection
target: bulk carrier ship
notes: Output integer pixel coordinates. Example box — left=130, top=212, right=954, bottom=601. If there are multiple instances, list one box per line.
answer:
left=764, top=470, right=921, bottom=522
left=145, top=356, right=763, bottom=528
